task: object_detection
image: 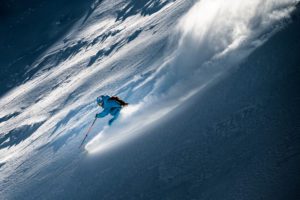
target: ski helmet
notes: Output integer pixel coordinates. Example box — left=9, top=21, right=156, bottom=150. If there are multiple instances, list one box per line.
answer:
left=96, top=96, right=104, bottom=106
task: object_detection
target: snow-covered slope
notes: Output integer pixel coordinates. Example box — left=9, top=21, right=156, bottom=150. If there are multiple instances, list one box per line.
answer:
left=0, top=0, right=299, bottom=199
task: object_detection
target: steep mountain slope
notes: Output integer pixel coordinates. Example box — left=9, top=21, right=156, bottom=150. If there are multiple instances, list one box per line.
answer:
left=0, top=0, right=299, bottom=199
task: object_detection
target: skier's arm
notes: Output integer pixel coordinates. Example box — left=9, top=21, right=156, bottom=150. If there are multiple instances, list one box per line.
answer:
left=95, top=109, right=109, bottom=118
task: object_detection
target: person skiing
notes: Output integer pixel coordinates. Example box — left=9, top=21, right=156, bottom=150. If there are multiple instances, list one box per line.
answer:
left=79, top=95, right=128, bottom=148
left=95, top=95, right=128, bottom=126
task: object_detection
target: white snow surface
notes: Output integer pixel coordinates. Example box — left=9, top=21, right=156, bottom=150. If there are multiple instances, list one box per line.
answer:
left=0, top=0, right=299, bottom=197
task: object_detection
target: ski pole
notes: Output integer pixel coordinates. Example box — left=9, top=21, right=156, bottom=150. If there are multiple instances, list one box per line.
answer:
left=79, top=117, right=97, bottom=148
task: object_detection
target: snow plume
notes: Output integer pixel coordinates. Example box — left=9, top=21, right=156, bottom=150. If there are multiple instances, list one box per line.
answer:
left=86, top=0, right=298, bottom=153
left=176, top=0, right=298, bottom=63
left=153, top=0, right=298, bottom=96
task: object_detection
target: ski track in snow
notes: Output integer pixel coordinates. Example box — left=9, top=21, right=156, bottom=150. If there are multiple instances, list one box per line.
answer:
left=0, top=0, right=299, bottom=197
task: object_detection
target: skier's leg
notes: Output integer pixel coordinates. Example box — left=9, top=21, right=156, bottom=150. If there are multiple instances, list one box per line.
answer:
left=108, top=109, right=120, bottom=126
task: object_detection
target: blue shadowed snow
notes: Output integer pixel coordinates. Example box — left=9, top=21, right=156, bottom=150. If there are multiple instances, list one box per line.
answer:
left=0, top=0, right=300, bottom=199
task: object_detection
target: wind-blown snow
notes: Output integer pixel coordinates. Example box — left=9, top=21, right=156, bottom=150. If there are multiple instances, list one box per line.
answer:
left=86, top=0, right=299, bottom=153
left=0, top=0, right=299, bottom=197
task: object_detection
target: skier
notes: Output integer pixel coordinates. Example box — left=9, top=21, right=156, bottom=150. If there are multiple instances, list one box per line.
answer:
left=79, top=95, right=128, bottom=148
left=95, top=95, right=128, bottom=126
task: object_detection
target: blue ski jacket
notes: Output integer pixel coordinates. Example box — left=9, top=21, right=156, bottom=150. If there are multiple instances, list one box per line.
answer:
left=95, top=95, right=122, bottom=126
